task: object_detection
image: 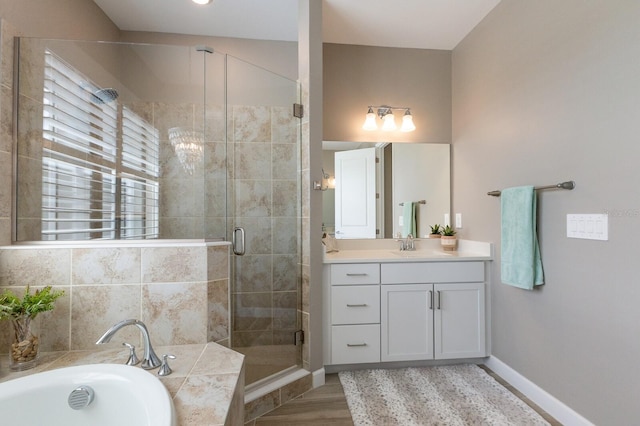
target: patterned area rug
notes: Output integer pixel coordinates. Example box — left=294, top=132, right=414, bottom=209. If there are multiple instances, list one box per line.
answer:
left=339, top=364, right=550, bottom=426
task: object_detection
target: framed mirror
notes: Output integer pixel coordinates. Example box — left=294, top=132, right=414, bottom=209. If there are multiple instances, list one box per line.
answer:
left=322, top=141, right=450, bottom=239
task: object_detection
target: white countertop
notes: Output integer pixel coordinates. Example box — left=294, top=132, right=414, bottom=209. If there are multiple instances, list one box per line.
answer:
left=323, top=238, right=493, bottom=264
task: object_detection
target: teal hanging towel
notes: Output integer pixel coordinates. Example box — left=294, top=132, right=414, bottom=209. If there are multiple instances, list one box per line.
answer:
left=401, top=202, right=417, bottom=238
left=500, top=186, right=544, bottom=290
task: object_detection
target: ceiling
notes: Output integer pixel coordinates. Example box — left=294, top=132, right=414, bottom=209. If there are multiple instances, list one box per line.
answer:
left=93, top=0, right=500, bottom=50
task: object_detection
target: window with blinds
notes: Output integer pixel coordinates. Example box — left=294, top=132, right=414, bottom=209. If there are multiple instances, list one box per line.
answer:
left=42, top=49, right=159, bottom=240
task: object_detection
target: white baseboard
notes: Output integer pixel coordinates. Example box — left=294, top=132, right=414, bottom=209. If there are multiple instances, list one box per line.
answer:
left=312, top=367, right=325, bottom=388
left=485, top=356, right=594, bottom=426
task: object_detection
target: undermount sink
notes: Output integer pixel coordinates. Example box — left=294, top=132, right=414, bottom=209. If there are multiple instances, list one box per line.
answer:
left=0, top=364, right=175, bottom=426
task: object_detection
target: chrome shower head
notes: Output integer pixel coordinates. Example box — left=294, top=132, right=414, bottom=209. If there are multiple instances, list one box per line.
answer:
left=91, top=88, right=119, bottom=104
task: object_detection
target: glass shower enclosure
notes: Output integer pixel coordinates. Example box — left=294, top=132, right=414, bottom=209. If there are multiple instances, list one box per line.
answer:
left=14, top=39, right=302, bottom=386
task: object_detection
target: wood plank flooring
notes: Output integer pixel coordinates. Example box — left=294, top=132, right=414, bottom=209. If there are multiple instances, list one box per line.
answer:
left=249, top=367, right=562, bottom=426
left=250, top=374, right=353, bottom=425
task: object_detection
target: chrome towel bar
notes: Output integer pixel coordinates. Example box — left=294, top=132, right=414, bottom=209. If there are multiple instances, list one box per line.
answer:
left=487, top=181, right=575, bottom=197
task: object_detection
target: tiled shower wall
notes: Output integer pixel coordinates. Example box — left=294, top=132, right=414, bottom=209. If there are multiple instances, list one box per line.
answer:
left=230, top=104, right=301, bottom=349
left=0, top=242, right=230, bottom=353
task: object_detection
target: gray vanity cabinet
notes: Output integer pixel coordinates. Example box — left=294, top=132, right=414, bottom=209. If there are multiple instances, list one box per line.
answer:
left=324, top=261, right=487, bottom=367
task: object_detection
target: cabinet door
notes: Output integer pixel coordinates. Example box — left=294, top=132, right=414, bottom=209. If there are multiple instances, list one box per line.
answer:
left=434, top=283, right=486, bottom=359
left=381, top=284, right=434, bottom=362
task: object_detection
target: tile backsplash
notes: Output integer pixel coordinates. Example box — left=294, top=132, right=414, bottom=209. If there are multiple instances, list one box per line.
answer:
left=0, top=241, right=230, bottom=354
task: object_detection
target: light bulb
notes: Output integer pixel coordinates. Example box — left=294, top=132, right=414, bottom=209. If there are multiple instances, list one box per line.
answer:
left=400, top=110, right=416, bottom=132
left=362, top=108, right=377, bottom=131
left=381, top=112, right=397, bottom=131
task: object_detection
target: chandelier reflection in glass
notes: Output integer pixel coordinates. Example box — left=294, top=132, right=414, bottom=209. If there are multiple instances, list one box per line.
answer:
left=168, top=127, right=204, bottom=175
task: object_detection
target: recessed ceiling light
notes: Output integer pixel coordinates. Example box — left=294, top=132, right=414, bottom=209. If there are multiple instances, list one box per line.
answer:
left=192, top=0, right=212, bottom=5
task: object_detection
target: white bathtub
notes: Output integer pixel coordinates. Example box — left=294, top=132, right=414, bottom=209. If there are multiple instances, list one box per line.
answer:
left=0, top=364, right=175, bottom=426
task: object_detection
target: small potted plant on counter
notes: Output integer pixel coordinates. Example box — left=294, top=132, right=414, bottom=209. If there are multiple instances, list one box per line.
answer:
left=429, top=224, right=442, bottom=238
left=440, top=225, right=457, bottom=251
left=0, top=286, right=65, bottom=371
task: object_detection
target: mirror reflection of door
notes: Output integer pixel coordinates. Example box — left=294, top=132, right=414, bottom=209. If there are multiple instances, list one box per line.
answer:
left=334, top=147, right=377, bottom=238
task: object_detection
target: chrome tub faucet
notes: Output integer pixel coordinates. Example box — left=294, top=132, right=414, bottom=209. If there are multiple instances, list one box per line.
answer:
left=96, top=319, right=162, bottom=369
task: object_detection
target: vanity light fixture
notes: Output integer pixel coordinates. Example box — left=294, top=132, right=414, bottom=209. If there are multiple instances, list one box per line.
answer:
left=401, top=109, right=416, bottom=132
left=192, top=0, right=212, bottom=4
left=362, top=105, right=416, bottom=132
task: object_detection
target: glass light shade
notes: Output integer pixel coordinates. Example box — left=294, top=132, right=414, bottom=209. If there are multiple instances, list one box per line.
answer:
left=381, top=112, right=397, bottom=131
left=362, top=110, right=378, bottom=131
left=192, top=0, right=212, bottom=4
left=400, top=112, right=416, bottom=132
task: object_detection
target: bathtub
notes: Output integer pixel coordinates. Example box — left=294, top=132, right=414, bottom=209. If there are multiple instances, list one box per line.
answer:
left=0, top=364, right=175, bottom=426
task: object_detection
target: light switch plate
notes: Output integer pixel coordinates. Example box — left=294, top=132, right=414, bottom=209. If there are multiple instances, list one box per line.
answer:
left=455, top=213, right=462, bottom=229
left=444, top=213, right=450, bottom=227
left=567, top=214, right=608, bottom=240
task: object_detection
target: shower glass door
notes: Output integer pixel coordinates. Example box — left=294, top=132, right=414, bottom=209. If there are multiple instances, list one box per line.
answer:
left=225, top=55, right=302, bottom=385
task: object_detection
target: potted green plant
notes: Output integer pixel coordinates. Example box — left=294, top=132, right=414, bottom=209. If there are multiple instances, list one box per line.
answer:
left=0, top=286, right=65, bottom=371
left=440, top=225, right=457, bottom=251
left=429, top=224, right=442, bottom=238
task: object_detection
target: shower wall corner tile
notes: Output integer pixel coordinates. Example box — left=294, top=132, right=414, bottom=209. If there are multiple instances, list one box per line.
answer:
left=0, top=248, right=71, bottom=287
left=71, top=247, right=141, bottom=285
left=142, top=282, right=208, bottom=346
left=141, top=246, right=207, bottom=283
left=207, top=244, right=229, bottom=281
left=208, top=279, right=229, bottom=343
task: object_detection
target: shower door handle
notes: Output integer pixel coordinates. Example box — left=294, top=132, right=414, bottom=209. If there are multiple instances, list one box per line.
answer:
left=232, top=227, right=245, bottom=256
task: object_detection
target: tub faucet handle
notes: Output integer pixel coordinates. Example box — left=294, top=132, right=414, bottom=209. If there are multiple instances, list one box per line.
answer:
left=158, top=354, right=176, bottom=377
left=122, top=342, right=140, bottom=366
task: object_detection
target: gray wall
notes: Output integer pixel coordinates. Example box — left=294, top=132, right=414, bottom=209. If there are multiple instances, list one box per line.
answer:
left=323, top=43, right=451, bottom=144
left=0, top=0, right=120, bottom=40
left=452, top=1, right=640, bottom=424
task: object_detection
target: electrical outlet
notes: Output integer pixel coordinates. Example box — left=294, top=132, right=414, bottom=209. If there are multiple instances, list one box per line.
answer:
left=399, top=216, right=403, bottom=226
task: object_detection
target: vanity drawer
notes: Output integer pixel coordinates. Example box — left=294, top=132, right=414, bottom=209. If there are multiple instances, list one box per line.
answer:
left=330, top=263, right=380, bottom=285
left=331, top=324, right=381, bottom=364
left=381, top=261, right=484, bottom=284
left=331, top=285, right=380, bottom=325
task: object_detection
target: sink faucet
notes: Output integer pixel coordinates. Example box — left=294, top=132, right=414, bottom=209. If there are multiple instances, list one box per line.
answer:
left=96, top=319, right=162, bottom=370
left=404, top=234, right=415, bottom=251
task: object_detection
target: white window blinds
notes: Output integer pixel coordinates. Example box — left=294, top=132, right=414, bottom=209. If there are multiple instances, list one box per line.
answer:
left=42, top=49, right=159, bottom=240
